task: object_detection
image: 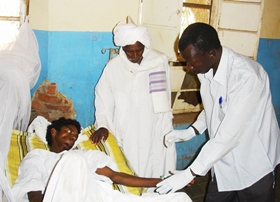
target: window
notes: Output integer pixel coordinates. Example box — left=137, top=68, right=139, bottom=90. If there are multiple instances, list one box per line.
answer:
left=0, top=0, right=28, bottom=47
left=170, top=0, right=213, bottom=114
left=181, top=0, right=212, bottom=33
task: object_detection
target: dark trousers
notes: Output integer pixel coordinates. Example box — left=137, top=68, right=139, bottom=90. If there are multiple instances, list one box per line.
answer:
left=205, top=167, right=277, bottom=202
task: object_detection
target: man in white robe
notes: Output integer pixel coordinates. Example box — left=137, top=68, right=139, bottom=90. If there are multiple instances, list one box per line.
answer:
left=12, top=117, right=191, bottom=202
left=90, top=18, right=176, bottom=181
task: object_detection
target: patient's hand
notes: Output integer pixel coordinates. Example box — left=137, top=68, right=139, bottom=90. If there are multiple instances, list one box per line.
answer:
left=90, top=127, right=109, bottom=144
left=28, top=191, right=43, bottom=202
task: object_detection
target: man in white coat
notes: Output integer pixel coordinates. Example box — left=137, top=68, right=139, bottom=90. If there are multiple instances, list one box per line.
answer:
left=156, top=22, right=280, bottom=202
left=90, top=18, right=176, bottom=182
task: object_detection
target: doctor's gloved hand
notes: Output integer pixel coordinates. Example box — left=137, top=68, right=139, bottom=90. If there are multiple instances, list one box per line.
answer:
left=164, top=127, right=196, bottom=148
left=156, top=167, right=195, bottom=194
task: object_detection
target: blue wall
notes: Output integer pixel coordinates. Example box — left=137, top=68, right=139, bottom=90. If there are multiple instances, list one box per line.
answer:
left=32, top=30, right=116, bottom=127
left=257, top=38, right=280, bottom=125
left=31, top=30, right=280, bottom=170
left=31, top=30, right=48, bottom=95
left=32, top=32, right=280, bottom=128
left=31, top=30, right=209, bottom=169
left=174, top=124, right=208, bottom=170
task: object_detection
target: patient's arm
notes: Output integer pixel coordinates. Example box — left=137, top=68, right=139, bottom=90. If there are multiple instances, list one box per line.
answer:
left=28, top=191, right=44, bottom=202
left=96, top=166, right=161, bottom=187
left=89, top=127, right=109, bottom=144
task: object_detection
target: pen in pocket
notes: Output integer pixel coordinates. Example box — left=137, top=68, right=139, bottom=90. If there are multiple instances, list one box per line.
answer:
left=219, top=96, right=223, bottom=108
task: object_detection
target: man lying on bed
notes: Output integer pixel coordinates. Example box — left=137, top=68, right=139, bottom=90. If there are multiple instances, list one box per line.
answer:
left=12, top=117, right=192, bottom=202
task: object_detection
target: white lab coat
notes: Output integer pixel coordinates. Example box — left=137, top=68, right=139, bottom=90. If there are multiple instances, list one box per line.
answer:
left=190, top=47, right=280, bottom=191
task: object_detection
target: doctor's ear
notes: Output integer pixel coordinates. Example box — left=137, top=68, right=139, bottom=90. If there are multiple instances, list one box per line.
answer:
left=208, top=50, right=215, bottom=57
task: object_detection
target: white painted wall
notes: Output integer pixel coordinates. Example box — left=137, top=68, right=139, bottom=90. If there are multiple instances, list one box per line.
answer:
left=29, top=0, right=140, bottom=31
left=211, top=0, right=264, bottom=59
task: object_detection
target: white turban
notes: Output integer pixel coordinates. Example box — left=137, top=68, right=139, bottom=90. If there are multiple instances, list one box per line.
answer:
left=113, top=22, right=151, bottom=48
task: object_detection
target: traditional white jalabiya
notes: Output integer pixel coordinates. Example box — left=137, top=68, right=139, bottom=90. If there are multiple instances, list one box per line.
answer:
left=190, top=47, right=280, bottom=191
left=0, top=17, right=41, bottom=202
left=12, top=150, right=191, bottom=202
left=94, top=21, right=176, bottom=181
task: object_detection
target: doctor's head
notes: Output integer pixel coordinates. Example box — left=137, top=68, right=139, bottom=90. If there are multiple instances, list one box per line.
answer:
left=178, top=22, right=222, bottom=75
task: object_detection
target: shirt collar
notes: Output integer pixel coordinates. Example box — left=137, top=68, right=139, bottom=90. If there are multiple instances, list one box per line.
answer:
left=212, top=46, right=228, bottom=85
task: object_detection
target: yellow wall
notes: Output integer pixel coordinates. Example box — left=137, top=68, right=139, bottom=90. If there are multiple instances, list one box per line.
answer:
left=29, top=0, right=140, bottom=31
left=260, top=0, right=280, bottom=38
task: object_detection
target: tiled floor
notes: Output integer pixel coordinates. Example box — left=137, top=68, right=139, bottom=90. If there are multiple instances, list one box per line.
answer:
left=180, top=166, right=280, bottom=202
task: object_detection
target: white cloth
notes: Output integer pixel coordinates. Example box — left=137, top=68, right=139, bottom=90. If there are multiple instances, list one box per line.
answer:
left=149, top=67, right=170, bottom=113
left=12, top=149, right=118, bottom=201
left=0, top=17, right=41, bottom=202
left=190, top=46, right=280, bottom=191
left=12, top=150, right=191, bottom=202
left=94, top=48, right=176, bottom=179
left=27, top=116, right=51, bottom=144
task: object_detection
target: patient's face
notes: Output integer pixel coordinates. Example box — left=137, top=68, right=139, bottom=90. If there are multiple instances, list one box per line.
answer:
left=51, top=125, right=79, bottom=153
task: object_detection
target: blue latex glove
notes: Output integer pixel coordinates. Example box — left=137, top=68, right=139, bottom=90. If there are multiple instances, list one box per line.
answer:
left=156, top=167, right=195, bottom=194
